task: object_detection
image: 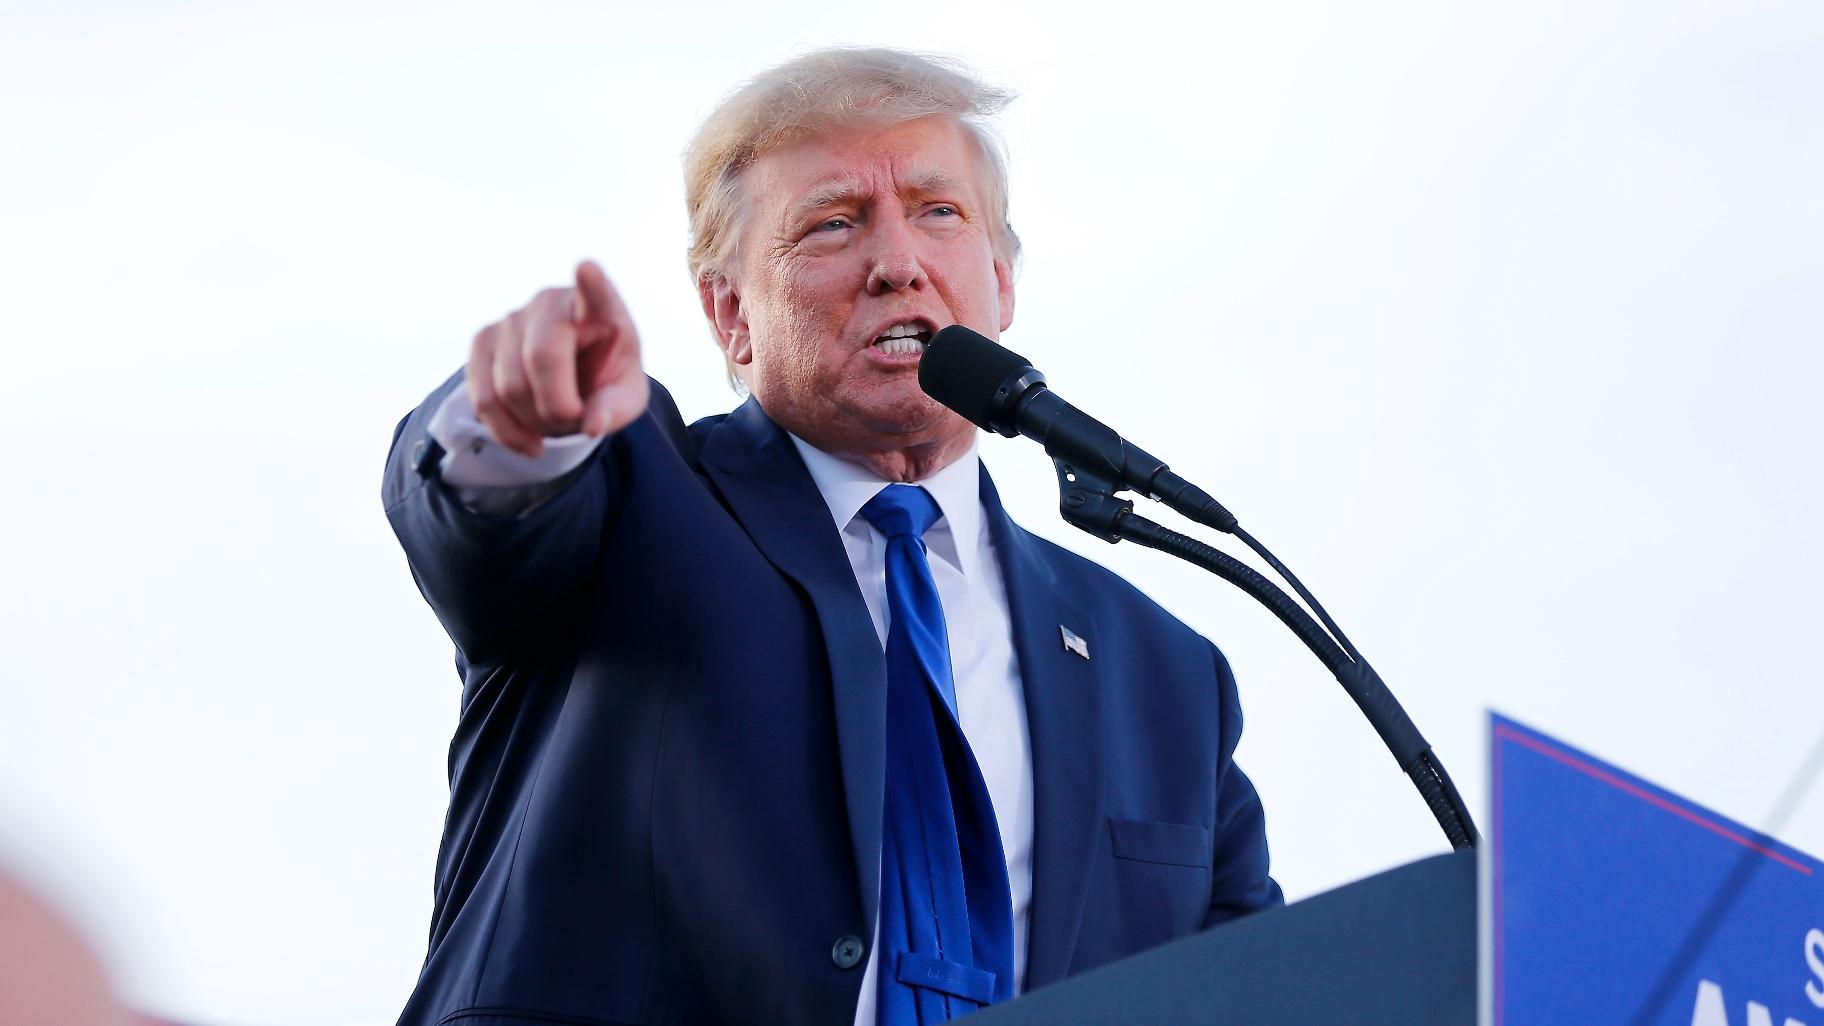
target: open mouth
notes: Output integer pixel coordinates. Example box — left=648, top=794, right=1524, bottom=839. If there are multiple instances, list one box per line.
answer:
left=872, top=323, right=933, bottom=356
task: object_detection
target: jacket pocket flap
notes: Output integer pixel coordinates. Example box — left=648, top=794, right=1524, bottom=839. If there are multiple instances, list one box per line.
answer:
left=1108, top=818, right=1212, bottom=868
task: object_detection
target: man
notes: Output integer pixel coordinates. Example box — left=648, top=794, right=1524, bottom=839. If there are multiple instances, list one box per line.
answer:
left=383, top=48, right=1281, bottom=1026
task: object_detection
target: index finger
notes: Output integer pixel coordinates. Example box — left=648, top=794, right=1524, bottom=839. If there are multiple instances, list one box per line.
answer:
left=573, top=259, right=622, bottom=327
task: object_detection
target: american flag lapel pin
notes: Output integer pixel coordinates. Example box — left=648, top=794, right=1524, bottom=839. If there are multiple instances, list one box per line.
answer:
left=1059, top=625, right=1089, bottom=660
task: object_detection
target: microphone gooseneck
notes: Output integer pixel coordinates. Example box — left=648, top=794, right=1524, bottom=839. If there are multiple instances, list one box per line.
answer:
left=918, top=325, right=1478, bottom=851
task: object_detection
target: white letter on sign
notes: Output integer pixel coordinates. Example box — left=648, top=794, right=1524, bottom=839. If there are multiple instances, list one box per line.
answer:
left=1694, top=980, right=1730, bottom=1026
left=1745, top=999, right=1810, bottom=1026
left=1806, top=928, right=1824, bottom=1009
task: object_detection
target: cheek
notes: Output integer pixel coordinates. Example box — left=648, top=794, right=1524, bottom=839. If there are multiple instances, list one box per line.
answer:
left=941, top=250, right=1002, bottom=322
left=785, top=275, right=852, bottom=354
left=751, top=268, right=845, bottom=381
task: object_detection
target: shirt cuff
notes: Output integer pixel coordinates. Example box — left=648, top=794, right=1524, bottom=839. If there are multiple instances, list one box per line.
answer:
left=427, top=386, right=606, bottom=513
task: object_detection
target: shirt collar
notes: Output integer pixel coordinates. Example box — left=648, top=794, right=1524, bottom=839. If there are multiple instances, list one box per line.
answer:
left=787, top=432, right=984, bottom=579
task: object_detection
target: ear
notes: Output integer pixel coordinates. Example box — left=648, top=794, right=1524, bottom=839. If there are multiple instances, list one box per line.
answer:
left=699, top=273, right=753, bottom=368
left=994, top=255, right=1016, bottom=334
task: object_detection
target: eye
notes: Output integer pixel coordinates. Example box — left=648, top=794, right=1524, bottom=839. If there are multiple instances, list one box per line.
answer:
left=814, top=217, right=851, bottom=233
left=927, top=205, right=959, bottom=217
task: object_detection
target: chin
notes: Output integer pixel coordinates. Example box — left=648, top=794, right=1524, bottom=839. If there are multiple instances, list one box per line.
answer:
left=858, top=389, right=966, bottom=437
left=875, top=413, right=976, bottom=459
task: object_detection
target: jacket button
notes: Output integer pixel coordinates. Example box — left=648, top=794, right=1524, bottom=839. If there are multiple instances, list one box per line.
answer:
left=831, top=934, right=865, bottom=969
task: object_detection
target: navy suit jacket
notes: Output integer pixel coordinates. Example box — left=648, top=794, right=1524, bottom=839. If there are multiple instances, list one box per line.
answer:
left=382, top=375, right=1282, bottom=1026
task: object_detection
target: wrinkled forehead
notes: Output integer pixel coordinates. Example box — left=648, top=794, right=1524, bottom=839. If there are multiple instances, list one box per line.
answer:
left=741, top=116, right=993, bottom=222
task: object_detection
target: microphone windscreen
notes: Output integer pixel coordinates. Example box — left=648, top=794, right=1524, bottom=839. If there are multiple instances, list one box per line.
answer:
left=919, top=325, right=1034, bottom=429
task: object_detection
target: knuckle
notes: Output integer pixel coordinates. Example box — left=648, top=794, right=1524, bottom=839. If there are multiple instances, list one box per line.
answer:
left=526, top=343, right=567, bottom=370
left=530, top=286, right=570, bottom=311
left=533, top=386, right=574, bottom=412
left=495, top=344, right=525, bottom=380
left=470, top=326, right=497, bottom=359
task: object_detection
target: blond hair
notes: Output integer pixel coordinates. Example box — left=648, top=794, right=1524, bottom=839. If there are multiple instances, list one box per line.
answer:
left=683, top=47, right=1020, bottom=289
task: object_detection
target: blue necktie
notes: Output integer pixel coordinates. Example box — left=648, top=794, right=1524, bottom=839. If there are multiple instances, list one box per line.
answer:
left=861, top=484, right=1014, bottom=1024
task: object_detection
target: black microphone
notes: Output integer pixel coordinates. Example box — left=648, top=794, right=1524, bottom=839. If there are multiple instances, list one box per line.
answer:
left=919, top=325, right=1238, bottom=533
left=921, top=326, right=1480, bottom=848
left=922, top=326, right=1481, bottom=851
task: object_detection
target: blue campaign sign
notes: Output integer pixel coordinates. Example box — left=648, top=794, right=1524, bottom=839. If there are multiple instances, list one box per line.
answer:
left=1488, top=715, right=1824, bottom=1026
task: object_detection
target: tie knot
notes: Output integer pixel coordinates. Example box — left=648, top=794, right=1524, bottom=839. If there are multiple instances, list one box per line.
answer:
left=860, top=484, right=942, bottom=540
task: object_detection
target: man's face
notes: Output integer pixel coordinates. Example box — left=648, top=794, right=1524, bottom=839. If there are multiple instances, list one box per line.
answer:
left=707, top=116, right=1015, bottom=460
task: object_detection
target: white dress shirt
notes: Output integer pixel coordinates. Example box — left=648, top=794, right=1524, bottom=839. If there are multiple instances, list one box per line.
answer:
left=428, top=389, right=1036, bottom=1026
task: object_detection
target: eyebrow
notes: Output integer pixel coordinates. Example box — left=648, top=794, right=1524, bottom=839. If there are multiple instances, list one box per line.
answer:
left=786, top=168, right=975, bottom=221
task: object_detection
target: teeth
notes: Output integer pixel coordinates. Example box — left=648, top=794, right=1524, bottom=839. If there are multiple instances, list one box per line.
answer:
left=875, top=337, right=924, bottom=356
left=872, top=321, right=928, bottom=356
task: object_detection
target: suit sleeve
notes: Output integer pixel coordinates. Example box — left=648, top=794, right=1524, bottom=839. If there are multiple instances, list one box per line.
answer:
left=380, top=369, right=620, bottom=667
left=1203, top=643, right=1286, bottom=928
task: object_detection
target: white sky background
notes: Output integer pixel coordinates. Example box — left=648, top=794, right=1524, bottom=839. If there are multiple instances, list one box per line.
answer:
left=2, top=1, right=1820, bottom=1023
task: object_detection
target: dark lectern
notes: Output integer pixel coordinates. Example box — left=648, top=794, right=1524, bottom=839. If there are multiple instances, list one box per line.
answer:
left=971, top=851, right=1477, bottom=1026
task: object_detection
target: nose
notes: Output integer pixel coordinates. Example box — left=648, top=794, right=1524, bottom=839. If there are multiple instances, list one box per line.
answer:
left=864, top=217, right=927, bottom=296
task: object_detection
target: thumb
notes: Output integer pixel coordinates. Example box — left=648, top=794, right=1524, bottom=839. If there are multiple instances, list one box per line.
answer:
left=582, top=385, right=614, bottom=438
left=583, top=372, right=651, bottom=438
left=578, top=316, right=647, bottom=436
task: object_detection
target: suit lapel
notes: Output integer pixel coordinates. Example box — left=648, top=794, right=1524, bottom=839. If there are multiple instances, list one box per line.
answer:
left=980, top=469, right=1105, bottom=988
left=699, top=399, right=889, bottom=931
left=695, top=416, right=1106, bottom=978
